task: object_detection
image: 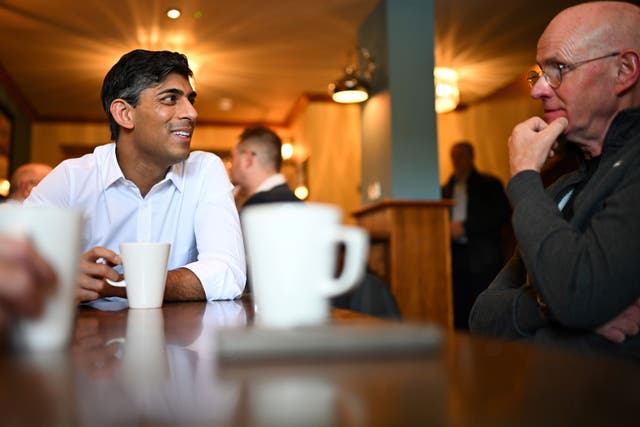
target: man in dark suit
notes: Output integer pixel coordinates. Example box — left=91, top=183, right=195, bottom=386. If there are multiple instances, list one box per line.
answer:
left=230, top=126, right=300, bottom=209
left=442, top=141, right=511, bottom=330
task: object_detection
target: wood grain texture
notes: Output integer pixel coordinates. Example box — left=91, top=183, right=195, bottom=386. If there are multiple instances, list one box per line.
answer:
left=353, top=200, right=454, bottom=328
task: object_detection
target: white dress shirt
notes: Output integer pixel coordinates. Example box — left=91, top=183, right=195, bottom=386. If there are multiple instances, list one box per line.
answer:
left=25, top=143, right=246, bottom=300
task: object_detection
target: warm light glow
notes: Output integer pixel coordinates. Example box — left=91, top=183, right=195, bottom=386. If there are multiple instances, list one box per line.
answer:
left=167, top=9, right=181, bottom=19
left=434, top=67, right=460, bottom=113
left=218, top=97, right=233, bottom=111
left=0, top=179, right=9, bottom=197
left=294, top=185, right=309, bottom=200
left=281, top=143, right=294, bottom=160
left=332, top=89, right=369, bottom=104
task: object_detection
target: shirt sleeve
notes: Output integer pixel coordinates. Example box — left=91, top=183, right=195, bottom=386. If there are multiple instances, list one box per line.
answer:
left=182, top=155, right=247, bottom=301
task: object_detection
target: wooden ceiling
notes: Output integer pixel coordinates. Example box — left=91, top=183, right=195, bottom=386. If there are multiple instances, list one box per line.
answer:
left=1, top=0, right=631, bottom=126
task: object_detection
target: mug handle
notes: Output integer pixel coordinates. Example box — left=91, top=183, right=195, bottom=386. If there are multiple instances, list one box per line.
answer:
left=319, top=226, right=369, bottom=297
left=97, top=257, right=126, bottom=287
left=106, top=278, right=126, bottom=287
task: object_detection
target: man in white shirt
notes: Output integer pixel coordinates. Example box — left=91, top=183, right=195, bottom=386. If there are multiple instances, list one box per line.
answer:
left=26, top=49, right=246, bottom=302
left=230, top=126, right=300, bottom=210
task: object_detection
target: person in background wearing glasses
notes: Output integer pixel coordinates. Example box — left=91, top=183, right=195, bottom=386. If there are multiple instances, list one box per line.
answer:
left=470, top=1, right=640, bottom=359
left=230, top=126, right=300, bottom=210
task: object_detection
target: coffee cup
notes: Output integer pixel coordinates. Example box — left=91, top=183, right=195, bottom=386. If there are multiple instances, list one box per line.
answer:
left=0, top=205, right=84, bottom=351
left=241, top=202, right=369, bottom=328
left=107, top=242, right=170, bottom=309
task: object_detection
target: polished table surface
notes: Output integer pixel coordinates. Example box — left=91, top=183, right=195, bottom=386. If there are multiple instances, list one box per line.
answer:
left=1, top=299, right=639, bottom=427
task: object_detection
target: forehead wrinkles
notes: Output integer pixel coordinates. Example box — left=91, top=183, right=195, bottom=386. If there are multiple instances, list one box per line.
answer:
left=537, top=21, right=609, bottom=65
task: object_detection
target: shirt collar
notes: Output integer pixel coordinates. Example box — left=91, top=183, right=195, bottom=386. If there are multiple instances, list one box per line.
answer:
left=101, top=143, right=186, bottom=193
left=600, top=107, right=640, bottom=158
left=255, top=173, right=286, bottom=193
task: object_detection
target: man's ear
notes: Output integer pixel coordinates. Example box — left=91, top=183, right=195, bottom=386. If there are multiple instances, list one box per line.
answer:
left=109, top=99, right=135, bottom=130
left=243, top=151, right=255, bottom=169
left=615, top=50, right=640, bottom=95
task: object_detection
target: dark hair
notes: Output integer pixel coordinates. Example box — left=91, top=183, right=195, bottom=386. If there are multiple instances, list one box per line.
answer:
left=238, top=126, right=283, bottom=171
left=452, top=141, right=474, bottom=157
left=101, top=49, right=193, bottom=141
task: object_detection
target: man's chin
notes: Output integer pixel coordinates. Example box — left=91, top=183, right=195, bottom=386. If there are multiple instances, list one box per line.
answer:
left=542, top=110, right=567, bottom=125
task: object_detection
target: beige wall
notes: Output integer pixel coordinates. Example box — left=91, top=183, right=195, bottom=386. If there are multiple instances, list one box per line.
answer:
left=289, top=102, right=362, bottom=224
left=31, top=122, right=109, bottom=166
left=29, top=100, right=362, bottom=222
left=437, top=79, right=542, bottom=187
left=30, top=122, right=251, bottom=166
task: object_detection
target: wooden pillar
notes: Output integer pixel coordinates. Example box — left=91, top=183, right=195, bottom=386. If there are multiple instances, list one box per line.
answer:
left=353, top=200, right=453, bottom=328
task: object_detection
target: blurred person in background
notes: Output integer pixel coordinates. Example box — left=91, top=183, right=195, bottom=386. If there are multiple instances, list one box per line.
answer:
left=8, top=163, right=52, bottom=202
left=442, top=141, right=511, bottom=330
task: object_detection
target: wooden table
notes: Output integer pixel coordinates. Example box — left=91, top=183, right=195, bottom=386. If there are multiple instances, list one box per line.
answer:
left=0, top=299, right=638, bottom=426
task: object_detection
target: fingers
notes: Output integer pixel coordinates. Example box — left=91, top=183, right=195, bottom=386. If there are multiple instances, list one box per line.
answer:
left=81, top=246, right=121, bottom=266
left=77, top=247, right=123, bottom=302
left=508, top=116, right=568, bottom=176
left=595, top=301, right=640, bottom=343
left=595, top=326, right=626, bottom=343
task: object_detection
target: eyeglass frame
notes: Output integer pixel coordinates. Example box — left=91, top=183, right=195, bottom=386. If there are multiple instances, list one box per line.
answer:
left=527, top=51, right=619, bottom=88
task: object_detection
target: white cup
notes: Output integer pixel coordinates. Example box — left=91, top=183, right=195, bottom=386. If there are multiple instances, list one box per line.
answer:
left=108, top=242, right=170, bottom=309
left=241, top=202, right=369, bottom=328
left=0, top=205, right=83, bottom=351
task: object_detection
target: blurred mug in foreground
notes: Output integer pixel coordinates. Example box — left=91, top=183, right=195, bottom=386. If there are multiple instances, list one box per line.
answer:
left=0, top=206, right=83, bottom=351
left=107, top=242, right=170, bottom=309
left=242, top=202, right=369, bottom=328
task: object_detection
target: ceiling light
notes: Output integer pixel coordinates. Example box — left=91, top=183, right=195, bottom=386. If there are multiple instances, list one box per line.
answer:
left=167, top=9, right=181, bottom=19
left=218, top=97, right=233, bottom=112
left=294, top=185, right=309, bottom=200
left=0, top=179, right=9, bottom=197
left=329, top=47, right=375, bottom=104
left=434, top=67, right=460, bottom=114
left=281, top=142, right=294, bottom=160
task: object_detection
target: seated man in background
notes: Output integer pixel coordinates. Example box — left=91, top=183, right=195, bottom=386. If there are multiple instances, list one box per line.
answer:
left=26, top=49, right=246, bottom=303
left=470, top=1, right=640, bottom=359
left=230, top=126, right=300, bottom=209
left=8, top=163, right=52, bottom=202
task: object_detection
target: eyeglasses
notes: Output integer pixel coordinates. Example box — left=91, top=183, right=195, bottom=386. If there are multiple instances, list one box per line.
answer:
left=527, top=52, right=619, bottom=88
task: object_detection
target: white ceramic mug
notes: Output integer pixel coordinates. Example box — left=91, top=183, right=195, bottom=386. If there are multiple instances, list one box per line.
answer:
left=241, top=202, right=369, bottom=328
left=0, top=205, right=84, bottom=351
left=108, top=242, right=170, bottom=309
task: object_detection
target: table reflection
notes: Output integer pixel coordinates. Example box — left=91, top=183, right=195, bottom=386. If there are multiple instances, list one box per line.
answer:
left=3, top=300, right=638, bottom=427
left=249, top=375, right=339, bottom=427
left=72, top=300, right=247, bottom=425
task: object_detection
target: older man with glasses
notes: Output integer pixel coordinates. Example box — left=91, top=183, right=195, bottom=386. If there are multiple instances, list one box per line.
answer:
left=470, top=1, right=640, bottom=360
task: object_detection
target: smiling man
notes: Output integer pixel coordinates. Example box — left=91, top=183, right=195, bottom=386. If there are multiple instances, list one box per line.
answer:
left=26, top=49, right=246, bottom=303
left=470, top=2, right=640, bottom=359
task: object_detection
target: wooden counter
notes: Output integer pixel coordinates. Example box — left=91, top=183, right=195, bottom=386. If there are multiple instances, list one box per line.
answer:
left=353, top=199, right=453, bottom=328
